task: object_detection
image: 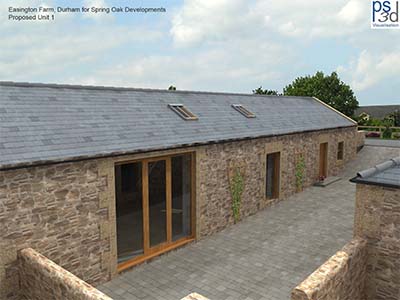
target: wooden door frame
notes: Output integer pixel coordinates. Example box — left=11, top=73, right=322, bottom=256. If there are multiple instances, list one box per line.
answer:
left=272, top=152, right=280, bottom=199
left=319, top=142, right=328, bottom=178
left=266, top=151, right=281, bottom=200
left=117, top=152, right=196, bottom=272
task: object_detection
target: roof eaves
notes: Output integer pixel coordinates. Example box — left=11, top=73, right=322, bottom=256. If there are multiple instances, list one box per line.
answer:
left=349, top=176, right=400, bottom=189
left=349, top=156, right=400, bottom=189
left=0, top=124, right=354, bottom=171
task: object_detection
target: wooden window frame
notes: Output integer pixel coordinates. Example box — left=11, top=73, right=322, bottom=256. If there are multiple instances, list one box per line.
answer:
left=232, top=104, right=256, bottom=118
left=168, top=104, right=198, bottom=120
left=116, top=151, right=196, bottom=272
left=337, top=141, right=344, bottom=161
left=265, top=152, right=280, bottom=200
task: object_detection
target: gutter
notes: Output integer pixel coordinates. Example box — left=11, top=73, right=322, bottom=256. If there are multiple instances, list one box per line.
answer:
left=349, top=176, right=400, bottom=189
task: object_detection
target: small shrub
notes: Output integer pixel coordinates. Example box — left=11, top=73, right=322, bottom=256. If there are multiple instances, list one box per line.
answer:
left=392, top=132, right=400, bottom=140
left=382, top=127, right=393, bottom=139
left=230, top=167, right=244, bottom=223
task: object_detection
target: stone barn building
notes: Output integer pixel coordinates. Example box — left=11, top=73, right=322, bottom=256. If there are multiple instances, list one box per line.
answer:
left=0, top=82, right=360, bottom=299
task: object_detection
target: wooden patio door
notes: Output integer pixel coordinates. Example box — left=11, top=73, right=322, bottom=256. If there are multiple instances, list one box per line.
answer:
left=116, top=153, right=195, bottom=271
left=319, top=143, right=328, bottom=178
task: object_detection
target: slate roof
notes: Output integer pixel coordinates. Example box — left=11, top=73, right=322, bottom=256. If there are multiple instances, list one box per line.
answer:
left=350, top=157, right=400, bottom=189
left=355, top=105, right=400, bottom=119
left=0, top=81, right=356, bottom=170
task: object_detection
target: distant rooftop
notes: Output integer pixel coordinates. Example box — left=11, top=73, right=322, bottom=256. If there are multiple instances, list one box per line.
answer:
left=355, top=105, right=400, bottom=119
left=351, top=157, right=400, bottom=189
left=0, top=81, right=355, bottom=170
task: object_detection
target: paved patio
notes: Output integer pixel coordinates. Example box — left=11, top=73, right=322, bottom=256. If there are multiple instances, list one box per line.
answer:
left=98, top=145, right=399, bottom=300
left=364, top=138, right=400, bottom=148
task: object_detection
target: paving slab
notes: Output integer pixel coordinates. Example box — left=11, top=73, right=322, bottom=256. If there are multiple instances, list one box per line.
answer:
left=364, top=138, right=400, bottom=148
left=98, top=146, right=399, bottom=300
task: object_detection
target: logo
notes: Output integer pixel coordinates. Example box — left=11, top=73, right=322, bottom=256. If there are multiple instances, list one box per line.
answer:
left=371, top=0, right=399, bottom=28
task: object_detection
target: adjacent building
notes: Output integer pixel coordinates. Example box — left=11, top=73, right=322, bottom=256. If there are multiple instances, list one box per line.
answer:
left=292, top=157, right=400, bottom=300
left=352, top=157, right=400, bottom=300
left=355, top=105, right=400, bottom=121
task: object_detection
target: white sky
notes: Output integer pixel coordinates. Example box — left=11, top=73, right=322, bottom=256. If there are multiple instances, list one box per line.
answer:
left=1, top=0, right=399, bottom=105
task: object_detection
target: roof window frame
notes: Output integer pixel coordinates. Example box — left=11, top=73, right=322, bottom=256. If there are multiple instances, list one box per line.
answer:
left=168, top=104, right=198, bottom=120
left=232, top=104, right=256, bottom=118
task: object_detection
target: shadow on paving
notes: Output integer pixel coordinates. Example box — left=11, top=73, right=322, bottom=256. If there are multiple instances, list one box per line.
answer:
left=98, top=145, right=400, bottom=300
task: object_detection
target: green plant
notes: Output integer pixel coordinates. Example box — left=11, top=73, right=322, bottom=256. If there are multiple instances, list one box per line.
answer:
left=382, top=118, right=394, bottom=139
left=382, top=127, right=393, bottom=139
left=253, top=86, right=281, bottom=95
left=295, top=156, right=305, bottom=191
left=392, top=110, right=400, bottom=127
left=393, top=132, right=400, bottom=140
left=230, top=167, right=244, bottom=223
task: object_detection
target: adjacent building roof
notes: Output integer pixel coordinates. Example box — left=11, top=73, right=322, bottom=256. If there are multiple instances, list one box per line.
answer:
left=350, top=157, right=400, bottom=189
left=355, top=105, right=400, bottom=119
left=0, top=81, right=356, bottom=170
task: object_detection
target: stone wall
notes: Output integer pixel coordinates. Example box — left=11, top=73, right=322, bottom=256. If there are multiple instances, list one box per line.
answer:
left=0, top=126, right=357, bottom=298
left=18, top=248, right=112, bottom=300
left=0, top=161, right=110, bottom=300
left=354, top=184, right=400, bottom=300
left=198, top=126, right=358, bottom=236
left=356, top=130, right=366, bottom=151
left=291, top=238, right=367, bottom=300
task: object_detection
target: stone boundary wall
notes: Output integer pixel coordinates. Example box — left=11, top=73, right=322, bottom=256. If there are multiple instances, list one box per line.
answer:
left=18, top=248, right=112, bottom=300
left=291, top=238, right=367, bottom=300
left=354, top=184, right=400, bottom=300
left=356, top=130, right=366, bottom=150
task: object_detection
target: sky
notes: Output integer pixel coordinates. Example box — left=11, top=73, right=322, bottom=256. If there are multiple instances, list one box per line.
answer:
left=0, top=0, right=399, bottom=106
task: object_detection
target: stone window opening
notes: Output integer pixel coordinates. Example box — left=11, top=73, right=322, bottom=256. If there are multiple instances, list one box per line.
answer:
left=266, top=152, right=280, bottom=199
left=337, top=142, right=344, bottom=160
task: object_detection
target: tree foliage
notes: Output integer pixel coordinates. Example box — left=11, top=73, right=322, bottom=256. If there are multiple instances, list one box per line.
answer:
left=168, top=85, right=177, bottom=91
left=355, top=116, right=385, bottom=127
left=356, top=112, right=398, bottom=127
left=283, top=71, right=359, bottom=117
left=390, top=110, right=400, bottom=127
left=253, top=86, right=280, bottom=96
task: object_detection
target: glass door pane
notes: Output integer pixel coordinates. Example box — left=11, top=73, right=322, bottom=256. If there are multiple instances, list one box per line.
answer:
left=171, top=154, right=192, bottom=241
left=115, top=163, right=143, bottom=263
left=148, top=160, right=167, bottom=247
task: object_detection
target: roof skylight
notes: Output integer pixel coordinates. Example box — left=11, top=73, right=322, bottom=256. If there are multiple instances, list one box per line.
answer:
left=168, top=104, right=198, bottom=120
left=232, top=104, right=256, bottom=118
